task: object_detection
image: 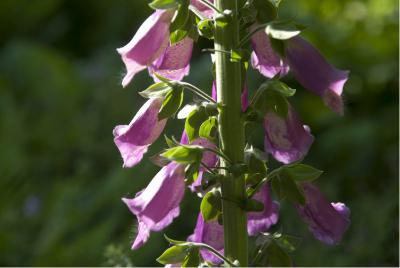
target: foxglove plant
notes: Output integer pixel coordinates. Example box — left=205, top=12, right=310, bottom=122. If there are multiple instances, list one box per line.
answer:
left=114, top=0, right=350, bottom=266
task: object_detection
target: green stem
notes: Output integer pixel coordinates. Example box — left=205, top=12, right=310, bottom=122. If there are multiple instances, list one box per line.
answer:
left=180, top=82, right=216, bottom=103
left=214, top=0, right=248, bottom=266
left=192, top=242, right=237, bottom=266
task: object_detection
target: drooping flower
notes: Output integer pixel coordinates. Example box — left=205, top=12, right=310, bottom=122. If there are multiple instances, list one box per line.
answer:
left=247, top=184, right=280, bottom=236
left=264, top=104, right=314, bottom=164
left=295, top=183, right=350, bottom=245
left=285, top=37, right=349, bottom=115
left=117, top=10, right=173, bottom=87
left=148, top=37, right=194, bottom=81
left=251, top=25, right=290, bottom=78
left=122, top=162, right=185, bottom=249
left=188, top=213, right=224, bottom=265
left=113, top=98, right=167, bottom=168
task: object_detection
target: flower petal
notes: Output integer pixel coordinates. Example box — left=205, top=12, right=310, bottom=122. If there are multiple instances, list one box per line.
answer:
left=113, top=98, right=167, bottom=168
left=285, top=37, right=349, bottom=114
left=247, top=184, right=280, bottom=236
left=295, top=183, right=350, bottom=245
left=251, top=26, right=289, bottom=78
left=264, top=105, right=314, bottom=164
left=190, top=0, right=214, bottom=18
left=188, top=213, right=224, bottom=265
left=117, top=10, right=173, bottom=87
left=149, top=37, right=193, bottom=81
left=122, top=162, right=185, bottom=249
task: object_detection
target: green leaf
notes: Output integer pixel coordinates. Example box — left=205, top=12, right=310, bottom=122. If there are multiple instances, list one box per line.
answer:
left=177, top=104, right=198, bottom=119
left=251, top=81, right=291, bottom=118
left=164, top=135, right=178, bottom=147
left=185, top=106, right=209, bottom=142
left=158, top=86, right=184, bottom=120
left=245, top=146, right=268, bottom=179
left=149, top=0, right=180, bottom=10
left=271, top=175, right=306, bottom=205
left=265, top=240, right=293, bottom=267
left=182, top=248, right=201, bottom=267
left=268, top=80, right=296, bottom=97
left=200, top=189, right=222, bottom=221
left=185, top=162, right=200, bottom=184
left=161, top=145, right=203, bottom=164
left=266, top=20, right=305, bottom=40
left=157, top=245, right=190, bottom=265
left=139, top=82, right=172, bottom=98
left=280, top=163, right=323, bottom=182
left=199, top=116, right=218, bottom=141
left=197, top=19, right=214, bottom=39
left=274, top=234, right=302, bottom=253
left=164, top=234, right=190, bottom=246
left=253, top=0, right=278, bottom=23
left=170, top=0, right=189, bottom=32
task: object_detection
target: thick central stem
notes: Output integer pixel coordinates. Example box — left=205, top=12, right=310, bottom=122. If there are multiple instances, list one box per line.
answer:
left=214, top=0, right=248, bottom=266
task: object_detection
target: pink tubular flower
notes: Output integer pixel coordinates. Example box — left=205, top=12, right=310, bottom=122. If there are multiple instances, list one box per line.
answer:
left=190, top=0, right=214, bottom=18
left=122, top=162, right=185, bottom=249
left=285, top=37, right=349, bottom=115
left=251, top=25, right=290, bottom=78
left=247, top=184, right=280, bottom=236
left=295, top=183, right=350, bottom=245
left=113, top=98, right=167, bottom=168
left=117, top=10, right=173, bottom=87
left=188, top=213, right=224, bottom=265
left=264, top=104, right=314, bottom=164
left=149, top=37, right=194, bottom=81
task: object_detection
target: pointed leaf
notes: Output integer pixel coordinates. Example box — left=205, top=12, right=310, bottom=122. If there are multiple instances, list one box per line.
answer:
left=158, top=86, right=184, bottom=120
left=200, top=189, right=222, bottom=221
left=149, top=0, right=180, bottom=10
left=157, top=245, right=190, bottom=265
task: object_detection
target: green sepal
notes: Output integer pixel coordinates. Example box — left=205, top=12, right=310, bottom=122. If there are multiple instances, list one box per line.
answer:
left=182, top=248, right=201, bottom=267
left=156, top=245, right=190, bottom=265
left=170, top=29, right=188, bottom=44
left=185, top=162, right=200, bottom=184
left=161, top=145, right=203, bottom=164
left=139, top=82, right=172, bottom=98
left=200, top=188, right=222, bottom=221
left=266, top=20, right=306, bottom=40
left=280, top=163, right=323, bottom=182
left=185, top=106, right=209, bottom=142
left=199, top=116, right=218, bottom=141
left=149, top=0, right=180, bottom=10
left=158, top=86, right=184, bottom=120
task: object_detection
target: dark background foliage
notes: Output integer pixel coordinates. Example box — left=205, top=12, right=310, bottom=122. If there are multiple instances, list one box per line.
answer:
left=0, top=0, right=398, bottom=266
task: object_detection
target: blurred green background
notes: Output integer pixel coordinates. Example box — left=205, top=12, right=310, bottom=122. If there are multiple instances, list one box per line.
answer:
left=0, top=0, right=398, bottom=266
